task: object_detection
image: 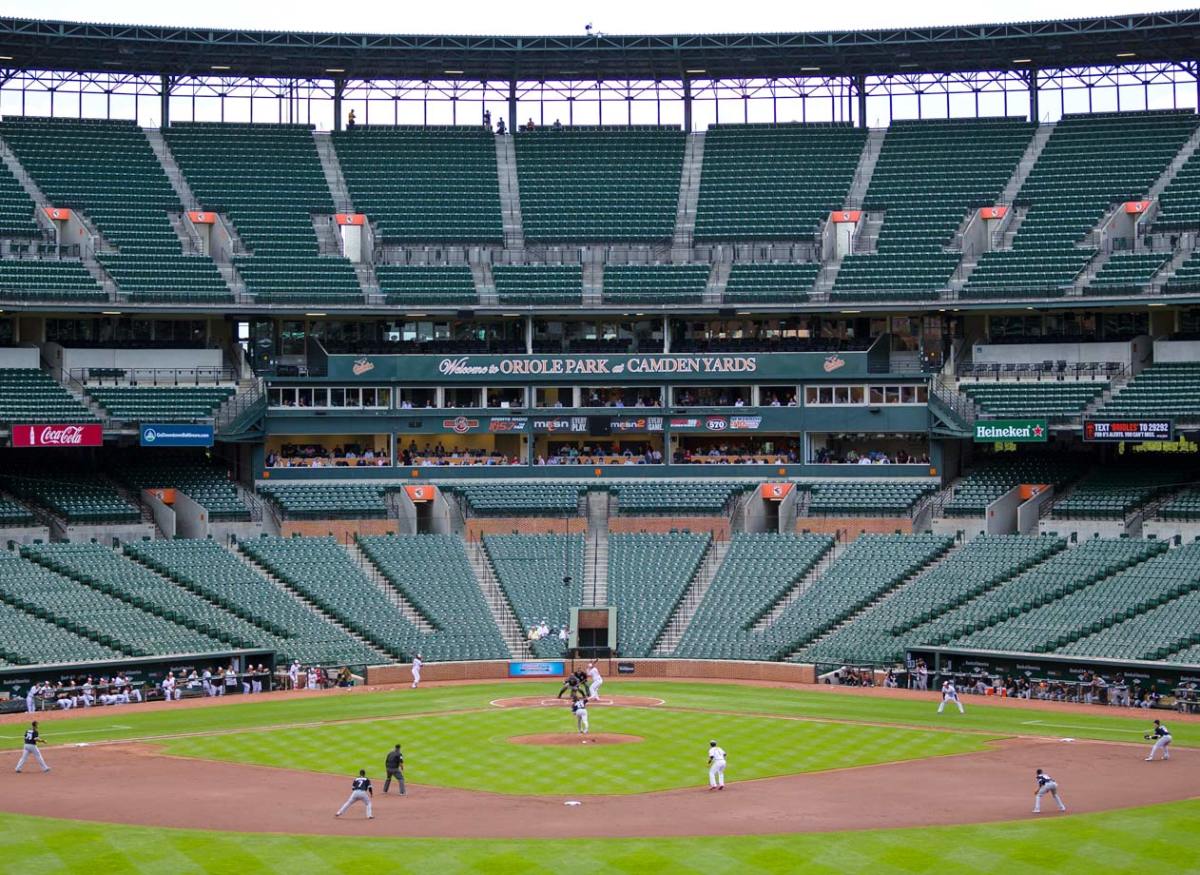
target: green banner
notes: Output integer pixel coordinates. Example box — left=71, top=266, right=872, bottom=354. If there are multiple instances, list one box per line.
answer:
left=973, top=419, right=1048, bottom=443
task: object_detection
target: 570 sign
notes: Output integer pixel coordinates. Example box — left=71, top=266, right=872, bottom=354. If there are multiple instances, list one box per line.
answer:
left=12, top=423, right=103, bottom=448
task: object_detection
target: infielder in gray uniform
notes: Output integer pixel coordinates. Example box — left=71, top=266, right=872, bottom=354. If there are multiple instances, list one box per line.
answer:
left=15, top=721, right=50, bottom=773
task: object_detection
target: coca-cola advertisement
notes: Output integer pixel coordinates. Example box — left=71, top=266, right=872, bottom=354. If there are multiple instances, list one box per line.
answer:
left=12, top=423, right=103, bottom=448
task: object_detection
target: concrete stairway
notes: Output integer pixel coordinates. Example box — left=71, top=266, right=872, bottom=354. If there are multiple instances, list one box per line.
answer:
left=582, top=261, right=604, bottom=306
left=672, top=130, right=706, bottom=250
left=233, top=544, right=391, bottom=661
left=495, top=135, right=526, bottom=251
left=584, top=492, right=610, bottom=607
left=472, top=262, right=498, bottom=306
left=845, top=128, right=887, bottom=209
left=144, top=128, right=200, bottom=211
left=466, top=539, right=532, bottom=659
left=999, top=122, right=1055, bottom=205
left=312, top=131, right=354, bottom=213
left=752, top=539, right=842, bottom=631
left=705, top=260, right=730, bottom=305
left=342, top=541, right=435, bottom=633
left=651, top=538, right=731, bottom=655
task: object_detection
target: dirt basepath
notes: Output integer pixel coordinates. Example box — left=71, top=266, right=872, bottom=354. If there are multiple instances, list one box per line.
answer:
left=0, top=735, right=1194, bottom=838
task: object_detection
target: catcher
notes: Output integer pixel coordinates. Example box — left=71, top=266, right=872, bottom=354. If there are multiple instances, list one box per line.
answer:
left=557, top=670, right=589, bottom=702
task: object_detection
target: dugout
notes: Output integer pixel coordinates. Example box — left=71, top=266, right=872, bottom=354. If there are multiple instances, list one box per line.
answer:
left=0, top=648, right=276, bottom=712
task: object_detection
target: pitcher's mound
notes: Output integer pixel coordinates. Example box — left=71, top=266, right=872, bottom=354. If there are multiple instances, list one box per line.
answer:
left=509, top=733, right=644, bottom=747
left=492, top=695, right=664, bottom=708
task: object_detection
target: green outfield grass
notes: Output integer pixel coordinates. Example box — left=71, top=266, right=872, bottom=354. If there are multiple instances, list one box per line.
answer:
left=158, top=705, right=992, bottom=794
left=1, top=681, right=1195, bottom=874
left=2, top=800, right=1197, bottom=874
left=2, top=681, right=1187, bottom=752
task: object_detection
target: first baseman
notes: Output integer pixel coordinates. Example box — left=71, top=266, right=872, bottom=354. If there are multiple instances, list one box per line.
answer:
left=1145, top=720, right=1172, bottom=761
left=1032, top=768, right=1066, bottom=813
left=335, top=769, right=374, bottom=818
left=15, top=721, right=50, bottom=773
left=708, top=740, right=726, bottom=790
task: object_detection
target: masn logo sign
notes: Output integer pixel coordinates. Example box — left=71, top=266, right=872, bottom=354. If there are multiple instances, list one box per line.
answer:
left=973, top=419, right=1048, bottom=443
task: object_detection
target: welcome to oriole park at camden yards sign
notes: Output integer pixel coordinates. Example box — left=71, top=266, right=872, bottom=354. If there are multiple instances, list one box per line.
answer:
left=973, top=419, right=1049, bottom=443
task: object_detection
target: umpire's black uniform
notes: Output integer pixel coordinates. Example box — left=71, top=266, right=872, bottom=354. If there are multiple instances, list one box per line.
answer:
left=384, top=745, right=405, bottom=795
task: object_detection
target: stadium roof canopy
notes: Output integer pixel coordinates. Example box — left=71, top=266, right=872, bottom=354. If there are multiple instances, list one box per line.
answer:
left=2, top=11, right=1199, bottom=82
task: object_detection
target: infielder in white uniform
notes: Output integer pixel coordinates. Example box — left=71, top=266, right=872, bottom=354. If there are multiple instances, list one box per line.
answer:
left=15, top=721, right=50, bottom=773
left=587, top=661, right=603, bottom=701
left=335, top=769, right=374, bottom=819
left=1033, top=768, right=1066, bottom=813
left=937, top=680, right=964, bottom=713
left=411, top=654, right=423, bottom=688
left=708, top=740, right=727, bottom=790
left=572, top=697, right=589, bottom=738
left=1145, top=719, right=1172, bottom=761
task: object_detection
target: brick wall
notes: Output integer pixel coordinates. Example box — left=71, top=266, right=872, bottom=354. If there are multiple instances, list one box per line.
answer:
left=366, top=658, right=815, bottom=685
left=795, top=516, right=913, bottom=541
left=280, top=518, right=399, bottom=540
left=609, top=516, right=730, bottom=539
left=464, top=517, right=587, bottom=541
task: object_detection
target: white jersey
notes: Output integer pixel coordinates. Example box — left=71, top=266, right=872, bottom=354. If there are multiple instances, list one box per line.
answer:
left=587, top=666, right=601, bottom=683
left=708, top=745, right=726, bottom=765
left=942, top=683, right=958, bottom=699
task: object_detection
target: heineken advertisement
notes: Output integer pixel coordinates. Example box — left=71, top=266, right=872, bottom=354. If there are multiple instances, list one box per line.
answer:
left=973, top=419, right=1048, bottom=443
left=319, top=350, right=874, bottom=384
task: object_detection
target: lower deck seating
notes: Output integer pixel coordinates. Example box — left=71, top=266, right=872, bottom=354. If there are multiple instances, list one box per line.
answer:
left=904, top=537, right=1166, bottom=652
left=256, top=483, right=388, bottom=519
left=126, top=539, right=380, bottom=665
left=609, top=533, right=710, bottom=656
left=1158, top=489, right=1200, bottom=522
left=0, top=597, right=121, bottom=664
left=0, top=497, right=35, bottom=527
left=952, top=539, right=1187, bottom=653
left=1, top=472, right=139, bottom=524
left=1050, top=467, right=1180, bottom=519
left=117, top=459, right=250, bottom=521
left=942, top=456, right=1087, bottom=517
left=25, top=542, right=282, bottom=654
left=358, top=534, right=509, bottom=660
left=483, top=534, right=583, bottom=658
left=799, top=534, right=1066, bottom=665
left=239, top=536, right=421, bottom=661
left=673, top=533, right=834, bottom=660
left=0, top=547, right=226, bottom=657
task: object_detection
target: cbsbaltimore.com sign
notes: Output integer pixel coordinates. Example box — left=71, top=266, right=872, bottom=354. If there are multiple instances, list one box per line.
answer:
left=973, top=419, right=1048, bottom=444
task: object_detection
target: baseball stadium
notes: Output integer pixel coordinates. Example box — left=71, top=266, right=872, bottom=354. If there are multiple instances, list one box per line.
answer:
left=0, top=4, right=1199, bottom=872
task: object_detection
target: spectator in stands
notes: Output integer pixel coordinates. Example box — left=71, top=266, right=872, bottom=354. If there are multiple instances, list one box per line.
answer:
left=496, top=118, right=506, bottom=135
left=525, top=118, right=536, bottom=131
left=483, top=109, right=491, bottom=128
left=553, top=118, right=562, bottom=130
left=347, top=109, right=357, bottom=129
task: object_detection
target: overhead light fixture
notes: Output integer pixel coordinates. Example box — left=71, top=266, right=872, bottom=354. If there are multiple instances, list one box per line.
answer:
left=0, top=56, right=13, bottom=61
left=801, top=66, right=821, bottom=72
left=325, top=67, right=346, bottom=73
left=1011, top=58, right=1032, bottom=64
left=686, top=68, right=706, bottom=74
left=101, top=311, right=122, bottom=316
left=305, top=312, right=327, bottom=317
left=210, top=65, right=231, bottom=71
left=1116, top=52, right=1137, bottom=58
left=444, top=69, right=464, bottom=75
left=1147, top=302, right=1165, bottom=307
left=840, top=310, right=861, bottom=314
left=408, top=313, right=427, bottom=317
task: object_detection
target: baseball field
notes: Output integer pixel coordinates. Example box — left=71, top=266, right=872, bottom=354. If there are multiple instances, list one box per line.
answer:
left=1, top=679, right=1197, bottom=874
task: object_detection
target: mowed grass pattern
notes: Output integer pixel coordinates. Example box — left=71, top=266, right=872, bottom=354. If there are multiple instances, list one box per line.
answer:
left=159, top=706, right=990, bottom=794
left=2, top=800, right=1198, bottom=874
